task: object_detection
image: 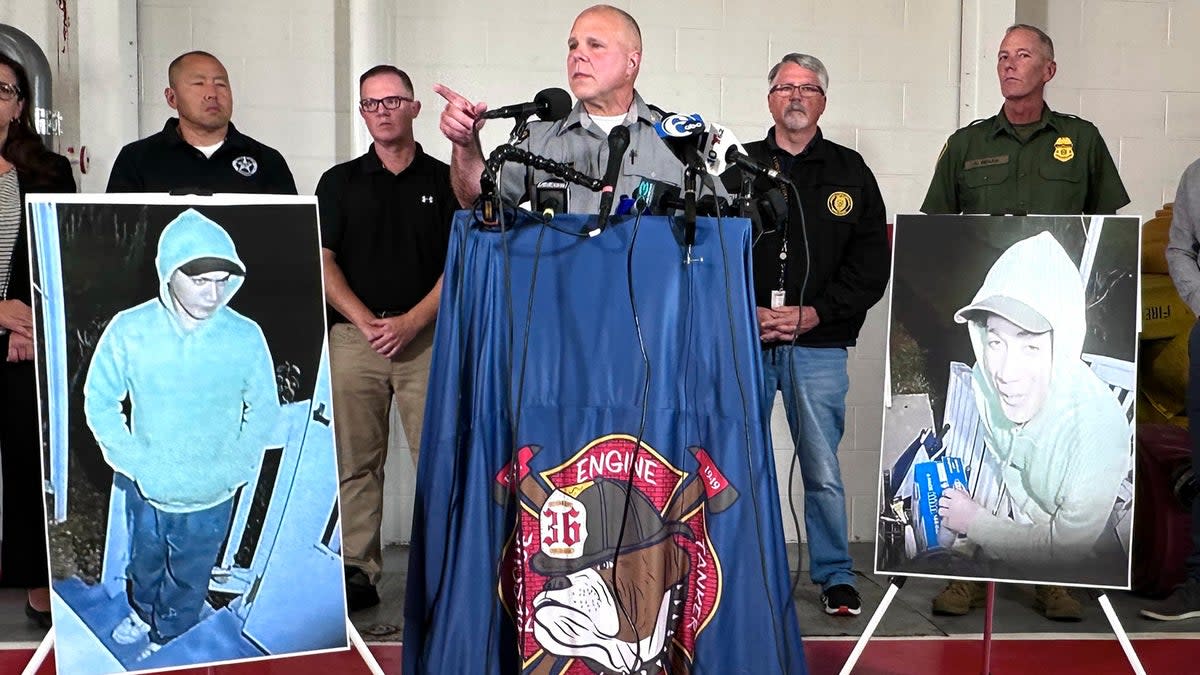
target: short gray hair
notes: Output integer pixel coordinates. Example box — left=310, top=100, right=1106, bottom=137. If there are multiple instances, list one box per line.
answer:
left=769, top=53, right=829, bottom=91
left=1005, top=24, right=1055, bottom=60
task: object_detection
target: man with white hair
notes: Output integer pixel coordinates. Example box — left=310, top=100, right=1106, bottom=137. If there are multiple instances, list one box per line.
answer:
left=722, top=52, right=890, bottom=617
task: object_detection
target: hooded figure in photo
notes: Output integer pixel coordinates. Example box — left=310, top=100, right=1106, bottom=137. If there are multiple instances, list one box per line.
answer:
left=938, top=231, right=1129, bottom=570
left=84, top=208, right=280, bottom=656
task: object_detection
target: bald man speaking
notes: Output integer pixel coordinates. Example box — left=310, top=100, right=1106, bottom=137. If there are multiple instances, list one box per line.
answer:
left=435, top=4, right=687, bottom=215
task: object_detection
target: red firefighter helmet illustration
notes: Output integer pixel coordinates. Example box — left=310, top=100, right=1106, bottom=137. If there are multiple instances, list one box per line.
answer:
left=494, top=435, right=740, bottom=675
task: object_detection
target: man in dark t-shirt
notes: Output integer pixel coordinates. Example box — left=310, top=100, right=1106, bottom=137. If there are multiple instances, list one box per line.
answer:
left=107, top=50, right=296, bottom=195
left=316, top=65, right=456, bottom=611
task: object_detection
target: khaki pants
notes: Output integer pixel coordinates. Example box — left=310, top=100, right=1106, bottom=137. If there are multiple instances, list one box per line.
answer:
left=329, top=321, right=434, bottom=583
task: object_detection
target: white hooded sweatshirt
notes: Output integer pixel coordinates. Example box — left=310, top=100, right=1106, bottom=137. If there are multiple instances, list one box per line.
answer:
left=954, top=231, right=1128, bottom=564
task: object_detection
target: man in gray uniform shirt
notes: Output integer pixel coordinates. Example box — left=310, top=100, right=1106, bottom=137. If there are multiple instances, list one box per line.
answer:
left=435, top=4, right=686, bottom=213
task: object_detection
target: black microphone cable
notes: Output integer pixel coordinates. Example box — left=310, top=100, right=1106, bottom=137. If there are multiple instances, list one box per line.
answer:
left=707, top=171, right=792, bottom=675
left=777, top=178, right=814, bottom=600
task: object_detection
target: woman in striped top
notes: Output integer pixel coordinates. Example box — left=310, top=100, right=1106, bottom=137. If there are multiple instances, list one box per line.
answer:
left=0, top=51, right=75, bottom=629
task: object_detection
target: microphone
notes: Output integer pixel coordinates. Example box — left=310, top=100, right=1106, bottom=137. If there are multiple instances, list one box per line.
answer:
left=654, top=113, right=708, bottom=171
left=697, top=121, right=745, bottom=176
left=654, top=112, right=706, bottom=139
left=725, top=145, right=788, bottom=184
left=592, top=125, right=631, bottom=236
left=480, top=87, right=572, bottom=121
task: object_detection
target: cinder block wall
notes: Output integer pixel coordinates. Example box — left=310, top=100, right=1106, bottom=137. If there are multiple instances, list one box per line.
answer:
left=52, top=0, right=1193, bottom=546
left=136, top=0, right=343, bottom=194
left=1019, top=0, right=1200, bottom=220
left=123, top=0, right=965, bottom=545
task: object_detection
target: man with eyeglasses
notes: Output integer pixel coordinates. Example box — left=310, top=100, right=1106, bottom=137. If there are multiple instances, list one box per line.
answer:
left=84, top=209, right=280, bottom=658
left=107, top=50, right=296, bottom=194
left=315, top=65, right=456, bottom=612
left=721, top=53, right=889, bottom=617
left=917, top=24, right=1129, bottom=622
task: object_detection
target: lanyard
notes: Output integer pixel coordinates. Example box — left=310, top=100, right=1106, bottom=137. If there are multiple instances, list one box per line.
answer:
left=773, top=154, right=789, bottom=293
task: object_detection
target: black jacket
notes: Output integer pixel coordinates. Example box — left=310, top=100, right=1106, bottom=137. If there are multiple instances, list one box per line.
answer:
left=723, top=128, right=890, bottom=348
left=3, top=153, right=76, bottom=353
left=107, top=118, right=296, bottom=195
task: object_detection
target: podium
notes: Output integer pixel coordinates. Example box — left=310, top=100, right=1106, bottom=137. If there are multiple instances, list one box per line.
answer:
left=402, top=211, right=808, bottom=674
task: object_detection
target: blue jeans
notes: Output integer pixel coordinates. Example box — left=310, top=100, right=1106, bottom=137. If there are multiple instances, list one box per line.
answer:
left=761, top=345, right=855, bottom=591
left=1187, top=323, right=1200, bottom=581
left=119, top=474, right=235, bottom=644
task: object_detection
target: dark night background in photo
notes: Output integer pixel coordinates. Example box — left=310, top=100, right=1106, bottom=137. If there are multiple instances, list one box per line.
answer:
left=31, top=202, right=326, bottom=582
left=889, top=215, right=1138, bottom=426
left=882, top=215, right=1139, bottom=586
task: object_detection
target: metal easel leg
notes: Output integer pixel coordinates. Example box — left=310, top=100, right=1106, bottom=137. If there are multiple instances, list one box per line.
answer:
left=21, top=626, right=54, bottom=675
left=348, top=617, right=386, bottom=675
left=838, top=576, right=907, bottom=675
left=981, top=581, right=995, bottom=675
left=1097, top=593, right=1147, bottom=675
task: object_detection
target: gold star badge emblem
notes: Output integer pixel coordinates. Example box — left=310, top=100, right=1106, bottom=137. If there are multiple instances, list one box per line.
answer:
left=827, top=191, right=853, bottom=217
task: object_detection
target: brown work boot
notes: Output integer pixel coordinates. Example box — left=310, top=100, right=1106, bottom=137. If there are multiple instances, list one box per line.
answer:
left=1033, top=585, right=1082, bottom=621
left=931, top=580, right=987, bottom=615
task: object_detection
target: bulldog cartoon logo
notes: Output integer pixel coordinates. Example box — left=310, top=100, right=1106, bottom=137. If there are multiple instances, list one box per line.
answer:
left=493, top=435, right=739, bottom=675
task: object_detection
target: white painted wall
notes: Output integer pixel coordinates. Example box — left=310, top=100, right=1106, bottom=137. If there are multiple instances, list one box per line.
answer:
left=18, top=0, right=1186, bottom=547
left=1, top=1, right=81, bottom=177
left=135, top=0, right=343, bottom=194
left=1018, top=0, right=1200, bottom=221
left=115, top=0, right=964, bottom=546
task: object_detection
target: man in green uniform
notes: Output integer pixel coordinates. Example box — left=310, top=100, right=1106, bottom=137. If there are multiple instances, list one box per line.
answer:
left=917, top=23, right=1130, bottom=621
left=922, top=25, right=1128, bottom=216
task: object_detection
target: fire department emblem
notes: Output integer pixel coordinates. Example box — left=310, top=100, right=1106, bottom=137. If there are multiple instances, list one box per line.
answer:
left=1053, top=136, right=1074, bottom=163
left=493, top=434, right=739, bottom=675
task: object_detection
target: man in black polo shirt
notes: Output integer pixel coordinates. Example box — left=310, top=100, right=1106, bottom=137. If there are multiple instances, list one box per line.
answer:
left=107, top=50, right=296, bottom=194
left=722, top=52, right=890, bottom=618
left=316, top=65, right=456, bottom=611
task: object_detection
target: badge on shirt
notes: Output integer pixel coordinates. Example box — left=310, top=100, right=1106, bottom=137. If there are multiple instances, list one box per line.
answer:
left=827, top=191, right=853, bottom=217
left=1053, top=136, right=1074, bottom=162
left=232, top=156, right=258, bottom=177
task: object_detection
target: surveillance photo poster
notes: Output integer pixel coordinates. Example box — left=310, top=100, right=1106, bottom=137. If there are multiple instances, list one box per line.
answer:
left=877, top=214, right=1139, bottom=589
left=26, top=195, right=348, bottom=674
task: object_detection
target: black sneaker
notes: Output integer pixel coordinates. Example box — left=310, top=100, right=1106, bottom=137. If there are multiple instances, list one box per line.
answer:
left=345, top=566, right=381, bottom=613
left=1141, top=578, right=1200, bottom=621
left=821, top=584, right=862, bottom=617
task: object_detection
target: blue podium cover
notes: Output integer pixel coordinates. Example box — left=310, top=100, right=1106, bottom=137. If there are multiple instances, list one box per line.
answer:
left=404, top=211, right=807, bottom=675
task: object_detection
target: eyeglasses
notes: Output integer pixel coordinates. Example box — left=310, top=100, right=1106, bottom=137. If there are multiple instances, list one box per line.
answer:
left=359, top=96, right=412, bottom=112
left=0, top=82, right=20, bottom=102
left=769, top=83, right=825, bottom=99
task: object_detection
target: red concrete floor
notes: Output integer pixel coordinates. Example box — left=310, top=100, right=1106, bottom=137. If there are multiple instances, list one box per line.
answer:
left=0, top=637, right=1197, bottom=673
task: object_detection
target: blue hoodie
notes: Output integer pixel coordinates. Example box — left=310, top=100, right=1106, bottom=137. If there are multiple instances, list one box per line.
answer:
left=84, top=209, right=280, bottom=512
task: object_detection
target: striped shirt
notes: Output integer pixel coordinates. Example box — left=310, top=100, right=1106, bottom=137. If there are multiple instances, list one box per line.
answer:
left=0, top=168, right=19, bottom=300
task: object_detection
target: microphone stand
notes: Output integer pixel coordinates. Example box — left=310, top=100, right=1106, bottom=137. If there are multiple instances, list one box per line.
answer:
left=682, top=163, right=703, bottom=265
left=507, top=115, right=532, bottom=145
left=736, top=172, right=755, bottom=218
left=478, top=117, right=534, bottom=227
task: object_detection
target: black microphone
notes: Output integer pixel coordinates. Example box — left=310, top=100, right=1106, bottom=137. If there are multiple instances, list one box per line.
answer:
left=480, top=87, right=572, bottom=121
left=725, top=145, right=788, bottom=184
left=592, top=125, right=630, bottom=236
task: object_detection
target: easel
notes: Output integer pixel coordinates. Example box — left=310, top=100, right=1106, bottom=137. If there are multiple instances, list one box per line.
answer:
left=20, top=617, right=385, bottom=675
left=837, top=578, right=1148, bottom=675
